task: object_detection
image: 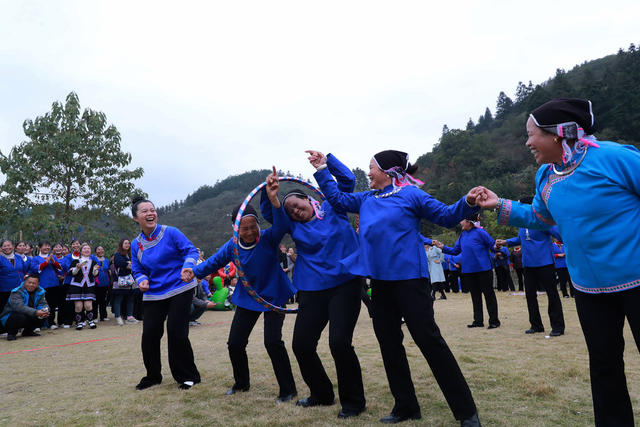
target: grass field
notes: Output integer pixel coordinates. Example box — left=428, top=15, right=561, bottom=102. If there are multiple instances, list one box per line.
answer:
left=1, top=290, right=638, bottom=426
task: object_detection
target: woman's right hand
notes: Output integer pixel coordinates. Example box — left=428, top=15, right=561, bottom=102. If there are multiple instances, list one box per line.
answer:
left=139, top=280, right=149, bottom=292
left=266, top=166, right=281, bottom=208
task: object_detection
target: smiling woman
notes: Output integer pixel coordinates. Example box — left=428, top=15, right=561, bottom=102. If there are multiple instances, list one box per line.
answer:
left=129, top=196, right=202, bottom=391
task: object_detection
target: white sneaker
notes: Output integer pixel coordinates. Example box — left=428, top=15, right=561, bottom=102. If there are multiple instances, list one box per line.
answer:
left=76, top=323, right=84, bottom=330
left=126, top=317, right=139, bottom=324
left=62, top=324, right=71, bottom=329
left=34, top=328, right=41, bottom=333
left=189, top=321, right=201, bottom=326
left=50, top=324, right=58, bottom=330
left=102, top=317, right=110, bottom=321
left=89, top=321, right=97, bottom=329
left=116, top=317, right=124, bottom=326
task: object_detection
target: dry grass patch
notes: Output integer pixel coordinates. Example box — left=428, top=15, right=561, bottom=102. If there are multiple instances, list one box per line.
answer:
left=0, top=291, right=638, bottom=426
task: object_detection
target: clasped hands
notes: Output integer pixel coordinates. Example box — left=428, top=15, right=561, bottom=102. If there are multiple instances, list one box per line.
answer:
left=465, top=186, right=499, bottom=208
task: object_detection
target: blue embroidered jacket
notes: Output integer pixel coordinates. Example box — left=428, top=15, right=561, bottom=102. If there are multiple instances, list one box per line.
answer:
left=497, top=141, right=640, bottom=293
left=504, top=226, right=561, bottom=268
left=29, top=255, right=63, bottom=289
left=0, top=256, right=27, bottom=292
left=442, top=226, right=495, bottom=274
left=261, top=153, right=359, bottom=291
left=552, top=243, right=567, bottom=269
left=314, top=167, right=479, bottom=281
left=192, top=206, right=295, bottom=311
left=131, top=225, right=199, bottom=301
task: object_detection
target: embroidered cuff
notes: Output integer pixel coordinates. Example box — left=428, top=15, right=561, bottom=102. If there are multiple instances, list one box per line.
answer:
left=497, top=198, right=512, bottom=226
left=315, top=164, right=328, bottom=171
left=136, top=275, right=149, bottom=285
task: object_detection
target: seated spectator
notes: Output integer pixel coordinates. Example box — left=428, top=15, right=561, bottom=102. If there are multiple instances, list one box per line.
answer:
left=0, top=274, right=49, bottom=341
left=189, top=281, right=216, bottom=326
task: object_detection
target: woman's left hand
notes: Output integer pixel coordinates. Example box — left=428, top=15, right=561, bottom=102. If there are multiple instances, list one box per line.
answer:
left=139, top=280, right=150, bottom=292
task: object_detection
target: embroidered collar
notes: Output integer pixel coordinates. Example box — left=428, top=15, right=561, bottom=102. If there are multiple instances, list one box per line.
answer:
left=141, top=224, right=161, bottom=241
left=551, top=143, right=590, bottom=176
left=374, top=184, right=403, bottom=199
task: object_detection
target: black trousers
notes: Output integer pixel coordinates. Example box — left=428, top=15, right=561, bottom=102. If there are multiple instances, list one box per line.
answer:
left=93, top=286, right=109, bottom=320
left=360, top=284, right=373, bottom=318
left=574, top=286, right=640, bottom=427
left=228, top=306, right=296, bottom=397
left=461, top=270, right=499, bottom=326
left=514, top=267, right=524, bottom=291
left=292, top=278, right=365, bottom=411
left=448, top=270, right=460, bottom=293
left=141, top=289, right=200, bottom=384
left=60, top=285, right=74, bottom=325
left=0, top=291, right=10, bottom=313
left=44, top=286, right=64, bottom=326
left=556, top=267, right=574, bottom=297
left=5, top=312, right=44, bottom=335
left=371, top=278, right=477, bottom=420
left=495, top=267, right=515, bottom=291
left=523, top=265, right=565, bottom=332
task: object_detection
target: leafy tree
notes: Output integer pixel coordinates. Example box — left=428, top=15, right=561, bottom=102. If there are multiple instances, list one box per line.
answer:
left=466, top=118, right=475, bottom=130
left=351, top=167, right=370, bottom=192
left=495, top=92, right=514, bottom=119
left=442, top=124, right=450, bottom=135
left=0, top=92, right=144, bottom=240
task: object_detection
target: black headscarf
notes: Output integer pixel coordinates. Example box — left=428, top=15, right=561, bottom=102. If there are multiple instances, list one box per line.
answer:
left=373, top=150, right=418, bottom=174
left=530, top=98, right=595, bottom=138
left=231, top=203, right=258, bottom=224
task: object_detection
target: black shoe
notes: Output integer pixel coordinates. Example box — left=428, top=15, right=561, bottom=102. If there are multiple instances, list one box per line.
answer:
left=467, top=322, right=484, bottom=328
left=276, top=392, right=297, bottom=403
left=525, top=328, right=544, bottom=334
left=135, top=377, right=162, bottom=390
left=338, top=407, right=366, bottom=418
left=21, top=330, right=40, bottom=337
left=487, top=323, right=500, bottom=329
left=296, top=397, right=335, bottom=408
left=461, top=412, right=482, bottom=427
left=380, top=412, right=422, bottom=424
left=7, top=334, right=17, bottom=341
left=439, top=294, right=447, bottom=300
left=549, top=330, right=564, bottom=337
left=226, top=385, right=250, bottom=395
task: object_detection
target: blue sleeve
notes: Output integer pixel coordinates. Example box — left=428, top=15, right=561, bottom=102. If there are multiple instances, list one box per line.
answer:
left=314, top=167, right=367, bottom=213
left=131, top=246, right=151, bottom=285
left=478, top=229, right=496, bottom=249
left=326, top=153, right=356, bottom=193
left=261, top=205, right=290, bottom=249
left=505, top=235, right=521, bottom=247
left=193, top=240, right=233, bottom=279
left=260, top=187, right=274, bottom=225
left=548, top=225, right=562, bottom=241
left=168, top=227, right=199, bottom=270
left=410, top=191, right=480, bottom=229
left=442, top=238, right=461, bottom=256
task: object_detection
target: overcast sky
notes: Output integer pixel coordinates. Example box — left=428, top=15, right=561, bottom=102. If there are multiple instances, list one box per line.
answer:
left=1, top=1, right=638, bottom=207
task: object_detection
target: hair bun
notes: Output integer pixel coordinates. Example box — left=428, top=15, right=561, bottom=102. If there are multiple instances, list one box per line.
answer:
left=406, top=162, right=418, bottom=175
left=131, top=196, right=146, bottom=205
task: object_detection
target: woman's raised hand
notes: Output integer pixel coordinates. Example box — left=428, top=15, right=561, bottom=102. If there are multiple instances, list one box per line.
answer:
left=266, top=166, right=281, bottom=208
left=305, top=150, right=327, bottom=169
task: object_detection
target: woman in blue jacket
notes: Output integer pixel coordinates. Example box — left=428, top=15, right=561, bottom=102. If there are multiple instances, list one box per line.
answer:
left=130, top=197, right=201, bottom=391
left=29, top=241, right=63, bottom=328
left=314, top=149, right=482, bottom=425
left=479, top=98, right=640, bottom=426
left=0, top=239, right=28, bottom=312
left=183, top=177, right=297, bottom=403
left=261, top=157, right=366, bottom=418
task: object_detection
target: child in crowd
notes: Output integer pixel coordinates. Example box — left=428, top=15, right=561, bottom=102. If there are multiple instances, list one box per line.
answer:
left=67, top=243, right=100, bottom=330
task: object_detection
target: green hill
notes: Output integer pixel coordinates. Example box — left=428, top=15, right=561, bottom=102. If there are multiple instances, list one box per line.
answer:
left=160, top=44, right=640, bottom=249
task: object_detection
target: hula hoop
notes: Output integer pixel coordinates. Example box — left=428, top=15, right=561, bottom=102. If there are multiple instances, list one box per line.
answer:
left=232, top=176, right=325, bottom=314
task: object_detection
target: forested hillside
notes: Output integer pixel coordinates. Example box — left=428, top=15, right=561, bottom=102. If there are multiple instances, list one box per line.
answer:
left=160, top=44, right=640, bottom=249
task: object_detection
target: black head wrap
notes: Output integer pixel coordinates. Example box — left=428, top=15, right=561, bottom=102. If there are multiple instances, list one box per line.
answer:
left=530, top=98, right=595, bottom=138
left=231, top=203, right=259, bottom=224
left=281, top=189, right=308, bottom=207
left=373, top=150, right=418, bottom=174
